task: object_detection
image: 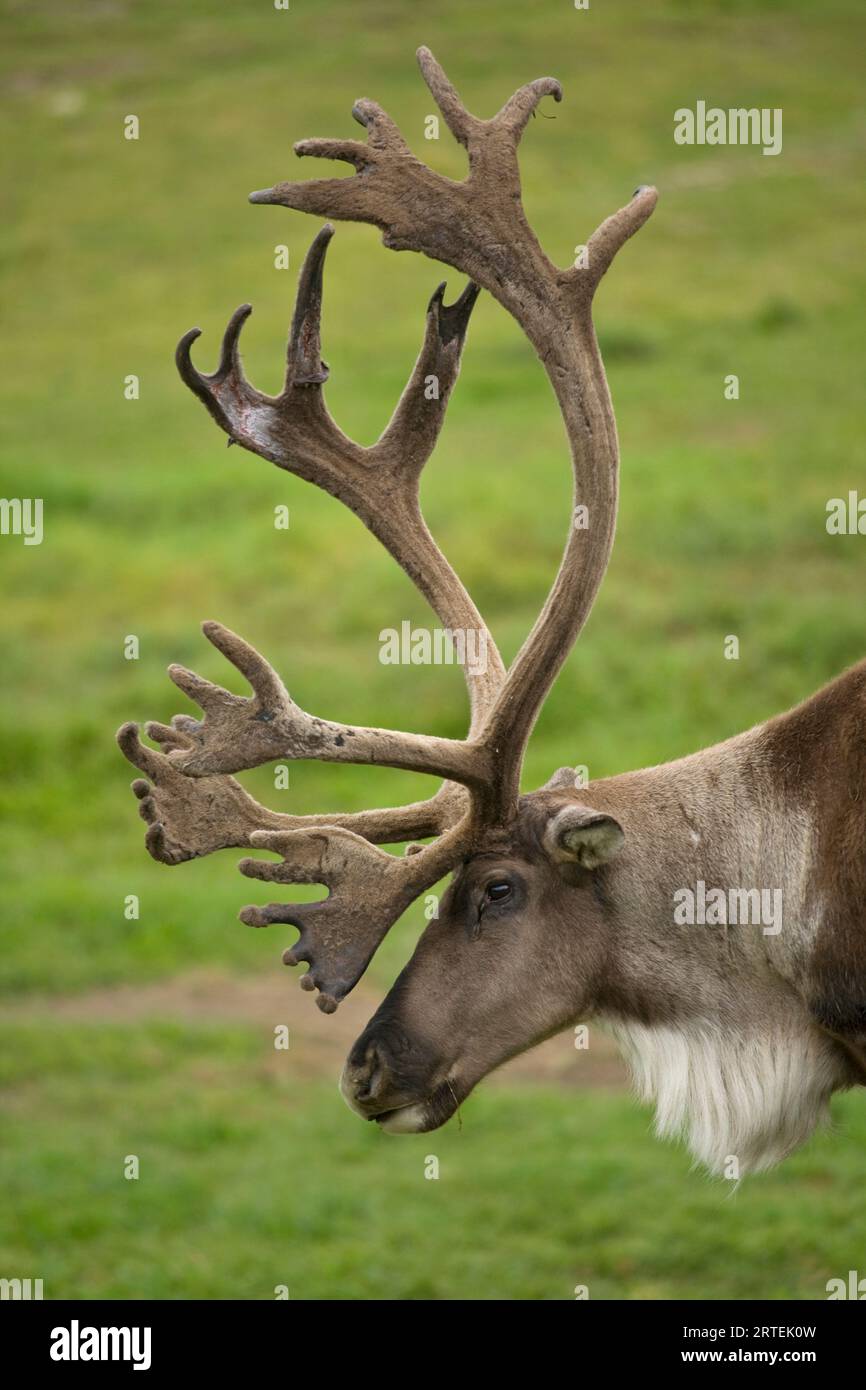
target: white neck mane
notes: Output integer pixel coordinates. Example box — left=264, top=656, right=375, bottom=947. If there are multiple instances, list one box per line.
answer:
left=607, top=1018, right=846, bottom=1174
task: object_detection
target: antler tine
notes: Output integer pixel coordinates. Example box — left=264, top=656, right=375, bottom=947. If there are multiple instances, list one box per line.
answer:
left=350, top=99, right=412, bottom=153
left=287, top=222, right=332, bottom=385
left=414, top=46, right=482, bottom=148
left=373, top=278, right=481, bottom=483
left=565, top=184, right=659, bottom=305
left=176, top=304, right=256, bottom=438
left=491, top=76, right=563, bottom=138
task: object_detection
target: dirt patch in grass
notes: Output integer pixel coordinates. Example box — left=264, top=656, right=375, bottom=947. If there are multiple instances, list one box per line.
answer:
left=0, top=968, right=627, bottom=1090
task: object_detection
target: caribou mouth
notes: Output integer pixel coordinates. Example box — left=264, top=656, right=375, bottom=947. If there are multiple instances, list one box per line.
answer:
left=374, top=1079, right=462, bottom=1134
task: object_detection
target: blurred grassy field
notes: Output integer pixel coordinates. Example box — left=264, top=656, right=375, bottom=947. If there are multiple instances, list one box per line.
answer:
left=2, top=0, right=866, bottom=1299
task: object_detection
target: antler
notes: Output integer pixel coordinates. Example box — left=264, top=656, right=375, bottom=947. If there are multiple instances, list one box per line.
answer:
left=250, top=50, right=654, bottom=328
left=121, top=222, right=507, bottom=861
left=174, top=223, right=504, bottom=728
left=236, top=820, right=467, bottom=1013
left=171, top=225, right=504, bottom=754
left=119, top=48, right=656, bottom=1010
left=244, top=47, right=656, bottom=819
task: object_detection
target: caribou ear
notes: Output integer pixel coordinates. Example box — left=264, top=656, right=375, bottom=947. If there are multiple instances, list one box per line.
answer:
left=541, top=766, right=582, bottom=791
left=543, top=804, right=625, bottom=870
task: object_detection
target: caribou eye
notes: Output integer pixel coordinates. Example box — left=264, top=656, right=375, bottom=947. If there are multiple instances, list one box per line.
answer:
left=485, top=881, right=512, bottom=904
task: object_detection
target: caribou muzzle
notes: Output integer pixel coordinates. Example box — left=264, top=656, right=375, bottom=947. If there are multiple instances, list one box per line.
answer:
left=340, top=1024, right=461, bottom=1133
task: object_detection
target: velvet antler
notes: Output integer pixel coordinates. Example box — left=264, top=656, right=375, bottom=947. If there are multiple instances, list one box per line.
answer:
left=119, top=48, right=656, bottom=1010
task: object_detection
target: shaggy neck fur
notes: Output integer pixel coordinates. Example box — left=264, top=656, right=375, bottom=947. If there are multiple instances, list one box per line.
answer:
left=606, top=1017, right=847, bottom=1175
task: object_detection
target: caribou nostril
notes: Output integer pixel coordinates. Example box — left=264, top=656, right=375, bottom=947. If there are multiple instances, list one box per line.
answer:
left=354, top=1042, right=386, bottom=1102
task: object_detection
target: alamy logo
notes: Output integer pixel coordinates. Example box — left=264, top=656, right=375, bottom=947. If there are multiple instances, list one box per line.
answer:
left=674, top=101, right=782, bottom=157
left=827, top=1270, right=866, bottom=1299
left=0, top=497, right=43, bottom=545
left=0, top=1276, right=43, bottom=1299
left=50, top=1320, right=152, bottom=1371
left=379, top=621, right=488, bottom=675
left=673, top=880, right=783, bottom=936
left=826, top=491, right=866, bottom=535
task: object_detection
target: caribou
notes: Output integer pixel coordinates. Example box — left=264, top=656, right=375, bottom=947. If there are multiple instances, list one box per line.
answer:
left=118, top=49, right=866, bottom=1174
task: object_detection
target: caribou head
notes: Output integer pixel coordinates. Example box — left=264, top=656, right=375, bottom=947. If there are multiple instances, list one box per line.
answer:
left=118, top=49, right=866, bottom=1175
left=340, top=787, right=628, bottom=1135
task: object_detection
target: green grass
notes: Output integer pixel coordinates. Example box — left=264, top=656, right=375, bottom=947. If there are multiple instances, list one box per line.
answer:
left=2, top=0, right=866, bottom=1299
left=1, top=1019, right=863, bottom=1301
